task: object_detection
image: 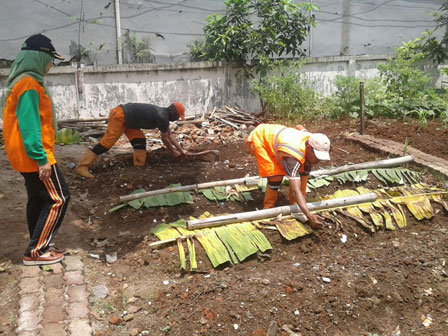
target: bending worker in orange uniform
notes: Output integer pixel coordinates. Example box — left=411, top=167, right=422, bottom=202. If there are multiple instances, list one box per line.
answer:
left=75, top=102, right=187, bottom=179
left=246, top=124, right=331, bottom=229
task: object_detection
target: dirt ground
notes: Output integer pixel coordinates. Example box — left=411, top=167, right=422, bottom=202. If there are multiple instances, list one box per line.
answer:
left=0, top=116, right=447, bottom=336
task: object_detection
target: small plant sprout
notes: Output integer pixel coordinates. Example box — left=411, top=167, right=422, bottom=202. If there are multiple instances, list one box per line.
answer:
left=403, top=137, right=409, bottom=156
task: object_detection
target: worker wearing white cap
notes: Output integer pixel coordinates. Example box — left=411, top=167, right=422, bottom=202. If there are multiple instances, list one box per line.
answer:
left=245, top=124, right=331, bottom=229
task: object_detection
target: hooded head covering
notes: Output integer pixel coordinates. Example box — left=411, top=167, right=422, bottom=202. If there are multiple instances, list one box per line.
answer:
left=1, top=34, right=62, bottom=129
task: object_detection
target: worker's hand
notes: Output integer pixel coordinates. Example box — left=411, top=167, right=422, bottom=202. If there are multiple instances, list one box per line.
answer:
left=173, top=150, right=180, bottom=157
left=38, top=163, right=52, bottom=181
left=173, top=149, right=188, bottom=158
left=307, top=214, right=326, bottom=230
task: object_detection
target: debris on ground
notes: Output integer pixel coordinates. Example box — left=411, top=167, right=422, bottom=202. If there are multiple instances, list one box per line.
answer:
left=57, top=106, right=265, bottom=152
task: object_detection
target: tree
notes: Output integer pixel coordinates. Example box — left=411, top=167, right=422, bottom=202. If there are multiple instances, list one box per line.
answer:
left=191, top=0, right=317, bottom=76
left=421, top=1, right=448, bottom=64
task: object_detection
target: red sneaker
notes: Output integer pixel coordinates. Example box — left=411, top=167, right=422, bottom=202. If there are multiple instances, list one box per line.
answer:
left=23, top=251, right=64, bottom=266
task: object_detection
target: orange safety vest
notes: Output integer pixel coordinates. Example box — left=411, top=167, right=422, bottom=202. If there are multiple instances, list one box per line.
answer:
left=249, top=124, right=310, bottom=177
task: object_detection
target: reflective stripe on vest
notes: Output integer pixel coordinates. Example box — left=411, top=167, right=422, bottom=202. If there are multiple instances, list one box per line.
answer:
left=273, top=127, right=306, bottom=163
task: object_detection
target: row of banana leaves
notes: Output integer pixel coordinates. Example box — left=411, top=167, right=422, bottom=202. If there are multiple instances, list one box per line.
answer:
left=307, top=168, right=420, bottom=189
left=111, top=168, right=422, bottom=211
left=151, top=184, right=448, bottom=271
left=109, top=183, right=260, bottom=212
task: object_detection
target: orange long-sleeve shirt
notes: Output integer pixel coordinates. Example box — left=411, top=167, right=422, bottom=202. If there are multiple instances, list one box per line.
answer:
left=3, top=76, right=56, bottom=172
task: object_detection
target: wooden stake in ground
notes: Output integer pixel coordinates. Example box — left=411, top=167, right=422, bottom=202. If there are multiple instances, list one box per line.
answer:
left=360, top=80, right=366, bottom=134
left=187, top=193, right=377, bottom=230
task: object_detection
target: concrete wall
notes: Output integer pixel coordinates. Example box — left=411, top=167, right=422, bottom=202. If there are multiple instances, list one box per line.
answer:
left=302, top=54, right=391, bottom=95
left=0, top=61, right=255, bottom=120
left=0, top=54, right=443, bottom=121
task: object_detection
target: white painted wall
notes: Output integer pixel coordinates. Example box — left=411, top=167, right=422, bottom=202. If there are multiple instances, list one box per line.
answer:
left=0, top=61, right=256, bottom=120
left=0, top=54, right=443, bottom=121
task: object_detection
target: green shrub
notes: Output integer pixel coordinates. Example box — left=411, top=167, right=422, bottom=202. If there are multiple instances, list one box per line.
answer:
left=250, top=36, right=448, bottom=125
left=251, top=60, right=324, bottom=121
left=375, top=37, right=448, bottom=122
left=56, top=128, right=80, bottom=145
left=378, top=38, right=430, bottom=100
left=323, top=76, right=387, bottom=119
left=325, top=37, right=448, bottom=125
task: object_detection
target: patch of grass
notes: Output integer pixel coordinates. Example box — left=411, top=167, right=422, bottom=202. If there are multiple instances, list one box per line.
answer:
left=100, top=301, right=117, bottom=313
left=7, top=315, right=17, bottom=327
left=121, top=290, right=127, bottom=311
left=403, top=137, right=409, bottom=156
left=160, top=325, right=171, bottom=334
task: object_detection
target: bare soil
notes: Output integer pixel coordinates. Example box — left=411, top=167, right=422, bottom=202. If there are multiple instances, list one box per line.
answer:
left=0, top=117, right=447, bottom=336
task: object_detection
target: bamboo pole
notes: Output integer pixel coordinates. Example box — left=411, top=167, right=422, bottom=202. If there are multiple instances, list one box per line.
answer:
left=118, top=156, right=413, bottom=203
left=119, top=176, right=260, bottom=203
left=213, top=116, right=240, bottom=129
left=187, top=193, right=377, bottom=230
left=310, top=155, right=414, bottom=178
left=57, top=117, right=108, bottom=124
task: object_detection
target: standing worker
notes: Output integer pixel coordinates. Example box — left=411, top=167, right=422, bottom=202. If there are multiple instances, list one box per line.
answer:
left=75, top=102, right=187, bottom=179
left=1, top=34, right=70, bottom=265
left=245, top=124, right=331, bottom=229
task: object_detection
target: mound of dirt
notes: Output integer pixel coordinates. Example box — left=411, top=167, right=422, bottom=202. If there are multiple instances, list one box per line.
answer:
left=0, top=117, right=447, bottom=335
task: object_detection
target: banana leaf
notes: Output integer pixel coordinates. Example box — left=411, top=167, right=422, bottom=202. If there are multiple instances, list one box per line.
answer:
left=121, top=185, right=193, bottom=209
left=195, top=229, right=232, bottom=267
left=128, top=188, right=147, bottom=209
left=308, top=177, right=331, bottom=189
left=177, top=239, right=186, bottom=270
left=215, top=225, right=258, bottom=262
left=187, top=238, right=197, bottom=271
left=371, top=169, right=388, bottom=185
left=275, top=219, right=313, bottom=240
left=236, top=222, right=272, bottom=252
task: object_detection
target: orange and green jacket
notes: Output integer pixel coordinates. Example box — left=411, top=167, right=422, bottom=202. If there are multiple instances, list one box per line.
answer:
left=3, top=76, right=56, bottom=172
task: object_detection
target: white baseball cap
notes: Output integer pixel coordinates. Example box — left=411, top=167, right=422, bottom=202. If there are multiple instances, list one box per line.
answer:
left=308, top=133, right=331, bottom=161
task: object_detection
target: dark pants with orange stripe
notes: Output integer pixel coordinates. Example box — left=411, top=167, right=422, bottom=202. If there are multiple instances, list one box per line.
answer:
left=21, top=164, right=70, bottom=257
